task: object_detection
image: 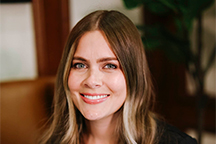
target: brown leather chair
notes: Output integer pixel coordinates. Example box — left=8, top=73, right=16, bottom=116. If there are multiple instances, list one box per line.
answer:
left=0, top=77, right=55, bottom=144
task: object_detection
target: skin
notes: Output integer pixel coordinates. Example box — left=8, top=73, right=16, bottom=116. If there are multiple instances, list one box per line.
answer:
left=68, top=30, right=127, bottom=144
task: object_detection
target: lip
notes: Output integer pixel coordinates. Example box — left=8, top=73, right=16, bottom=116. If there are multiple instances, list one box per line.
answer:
left=80, top=93, right=110, bottom=104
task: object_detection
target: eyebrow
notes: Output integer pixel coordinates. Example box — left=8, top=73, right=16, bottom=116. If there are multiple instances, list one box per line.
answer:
left=73, top=56, right=118, bottom=63
left=73, top=56, right=87, bottom=62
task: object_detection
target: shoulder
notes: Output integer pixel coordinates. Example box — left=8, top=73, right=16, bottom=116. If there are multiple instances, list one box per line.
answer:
left=156, top=121, right=197, bottom=144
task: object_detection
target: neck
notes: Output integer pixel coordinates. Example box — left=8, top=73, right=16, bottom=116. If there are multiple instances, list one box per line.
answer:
left=83, top=111, right=121, bottom=144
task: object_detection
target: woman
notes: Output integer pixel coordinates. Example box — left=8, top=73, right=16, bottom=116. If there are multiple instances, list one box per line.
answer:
left=40, top=10, right=197, bottom=144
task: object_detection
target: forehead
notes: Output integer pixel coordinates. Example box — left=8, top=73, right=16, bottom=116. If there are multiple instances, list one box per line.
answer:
left=74, top=30, right=116, bottom=58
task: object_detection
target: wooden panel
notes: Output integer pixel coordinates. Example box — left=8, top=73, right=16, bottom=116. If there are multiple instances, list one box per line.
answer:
left=1, top=77, right=55, bottom=144
left=32, top=0, right=69, bottom=76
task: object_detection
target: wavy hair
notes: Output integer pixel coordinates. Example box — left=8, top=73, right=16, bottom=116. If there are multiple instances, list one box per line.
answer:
left=39, top=10, right=157, bottom=144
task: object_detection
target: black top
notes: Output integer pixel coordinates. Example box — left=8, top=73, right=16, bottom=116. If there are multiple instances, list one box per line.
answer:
left=158, top=122, right=197, bottom=144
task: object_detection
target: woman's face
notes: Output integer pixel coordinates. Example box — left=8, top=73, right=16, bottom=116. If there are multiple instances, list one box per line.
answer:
left=68, top=30, right=127, bottom=121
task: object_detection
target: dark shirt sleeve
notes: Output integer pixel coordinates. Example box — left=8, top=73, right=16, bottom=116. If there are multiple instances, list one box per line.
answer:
left=157, top=121, right=198, bottom=144
left=180, top=136, right=197, bottom=144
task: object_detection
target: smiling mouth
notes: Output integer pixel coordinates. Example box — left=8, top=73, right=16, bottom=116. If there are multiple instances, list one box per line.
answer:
left=80, top=93, right=110, bottom=104
left=81, top=94, right=109, bottom=99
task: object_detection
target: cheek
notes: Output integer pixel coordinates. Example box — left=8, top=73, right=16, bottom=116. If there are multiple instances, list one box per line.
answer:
left=106, top=72, right=127, bottom=96
left=68, top=71, right=80, bottom=92
left=68, top=71, right=82, bottom=108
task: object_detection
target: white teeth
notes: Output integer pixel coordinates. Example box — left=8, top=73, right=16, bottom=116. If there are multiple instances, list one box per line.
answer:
left=84, top=95, right=108, bottom=99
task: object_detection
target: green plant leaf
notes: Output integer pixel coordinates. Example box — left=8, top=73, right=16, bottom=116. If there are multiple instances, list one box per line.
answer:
left=180, top=0, right=214, bottom=30
left=122, top=0, right=142, bottom=9
left=187, top=0, right=214, bottom=19
left=174, top=18, right=184, bottom=37
left=136, top=25, right=162, bottom=50
left=123, top=0, right=214, bottom=65
left=145, top=1, right=171, bottom=15
left=160, top=43, right=192, bottom=64
left=137, top=24, right=192, bottom=63
left=160, top=27, right=192, bottom=63
left=158, top=0, right=178, bottom=12
left=141, top=25, right=192, bottom=63
left=142, top=37, right=161, bottom=50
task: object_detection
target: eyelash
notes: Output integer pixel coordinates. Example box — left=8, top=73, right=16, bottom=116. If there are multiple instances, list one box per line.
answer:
left=72, top=63, right=87, bottom=69
left=72, top=63, right=118, bottom=70
left=104, top=63, right=117, bottom=69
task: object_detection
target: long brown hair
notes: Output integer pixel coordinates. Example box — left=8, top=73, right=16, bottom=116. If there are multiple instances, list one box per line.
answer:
left=39, top=10, right=157, bottom=144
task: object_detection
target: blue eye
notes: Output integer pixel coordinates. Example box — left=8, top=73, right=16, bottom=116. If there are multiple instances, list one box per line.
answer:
left=73, top=63, right=86, bottom=69
left=104, top=64, right=117, bottom=69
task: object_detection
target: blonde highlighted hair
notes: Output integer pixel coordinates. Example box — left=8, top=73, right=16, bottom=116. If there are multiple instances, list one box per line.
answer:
left=39, top=10, right=158, bottom=144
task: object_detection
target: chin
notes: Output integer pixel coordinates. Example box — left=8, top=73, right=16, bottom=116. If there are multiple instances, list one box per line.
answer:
left=84, top=114, right=106, bottom=121
left=81, top=109, right=103, bottom=121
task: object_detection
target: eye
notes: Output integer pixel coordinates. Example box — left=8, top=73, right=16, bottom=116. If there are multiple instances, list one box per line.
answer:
left=72, top=63, right=87, bottom=69
left=104, top=64, right=117, bottom=69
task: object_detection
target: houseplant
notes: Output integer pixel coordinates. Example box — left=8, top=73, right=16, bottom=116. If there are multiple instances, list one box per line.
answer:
left=122, top=0, right=215, bottom=143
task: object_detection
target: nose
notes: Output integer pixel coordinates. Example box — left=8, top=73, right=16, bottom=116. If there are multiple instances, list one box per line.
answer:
left=83, top=68, right=103, bottom=89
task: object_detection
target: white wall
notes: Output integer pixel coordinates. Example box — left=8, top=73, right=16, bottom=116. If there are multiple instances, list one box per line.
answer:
left=69, top=0, right=143, bottom=28
left=0, top=1, right=141, bottom=82
left=0, top=3, right=37, bottom=82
